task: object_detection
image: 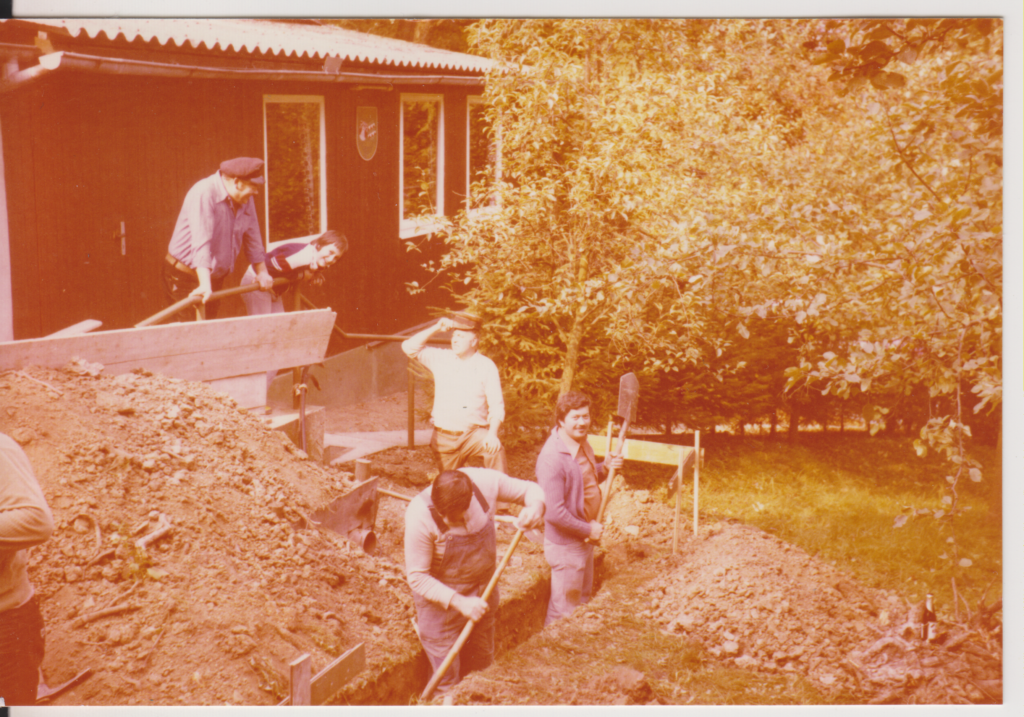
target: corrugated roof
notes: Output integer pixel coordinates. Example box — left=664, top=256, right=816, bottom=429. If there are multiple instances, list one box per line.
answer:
left=16, top=18, right=493, bottom=73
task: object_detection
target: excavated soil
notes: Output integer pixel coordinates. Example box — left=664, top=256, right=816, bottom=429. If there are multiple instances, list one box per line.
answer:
left=0, top=363, right=1002, bottom=706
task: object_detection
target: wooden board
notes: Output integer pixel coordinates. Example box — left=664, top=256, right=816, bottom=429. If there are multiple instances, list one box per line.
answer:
left=290, top=654, right=312, bottom=706
left=208, top=373, right=267, bottom=410
left=0, top=310, right=335, bottom=382
left=265, top=406, right=326, bottom=462
left=310, top=643, right=366, bottom=705
left=587, top=433, right=697, bottom=467
left=311, top=479, right=379, bottom=536
left=278, top=643, right=366, bottom=706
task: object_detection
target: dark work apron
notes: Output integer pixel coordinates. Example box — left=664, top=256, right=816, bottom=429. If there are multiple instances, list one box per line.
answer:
left=412, top=483, right=498, bottom=694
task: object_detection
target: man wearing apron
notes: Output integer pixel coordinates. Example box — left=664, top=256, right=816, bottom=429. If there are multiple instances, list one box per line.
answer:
left=405, top=468, right=545, bottom=696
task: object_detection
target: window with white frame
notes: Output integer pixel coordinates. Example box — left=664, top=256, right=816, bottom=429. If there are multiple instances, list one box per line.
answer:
left=400, top=94, right=444, bottom=238
left=467, top=96, right=500, bottom=213
left=263, top=95, right=327, bottom=244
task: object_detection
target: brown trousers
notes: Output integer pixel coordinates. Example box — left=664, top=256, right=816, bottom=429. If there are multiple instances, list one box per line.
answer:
left=430, top=425, right=508, bottom=475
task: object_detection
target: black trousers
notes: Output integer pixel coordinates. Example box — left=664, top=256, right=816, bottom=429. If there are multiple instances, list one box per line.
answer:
left=0, top=595, right=45, bottom=706
left=160, top=260, right=225, bottom=321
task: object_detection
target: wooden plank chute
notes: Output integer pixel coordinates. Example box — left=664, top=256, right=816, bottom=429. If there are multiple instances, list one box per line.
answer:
left=0, top=310, right=336, bottom=381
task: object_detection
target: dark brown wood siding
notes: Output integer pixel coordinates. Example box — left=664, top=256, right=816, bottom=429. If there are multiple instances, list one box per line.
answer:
left=1, top=68, right=475, bottom=345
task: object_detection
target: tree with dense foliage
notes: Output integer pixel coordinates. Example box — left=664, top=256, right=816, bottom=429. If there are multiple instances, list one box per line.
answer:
left=415, top=20, right=777, bottom=417
left=789, top=18, right=1003, bottom=500
left=410, top=19, right=1001, bottom=510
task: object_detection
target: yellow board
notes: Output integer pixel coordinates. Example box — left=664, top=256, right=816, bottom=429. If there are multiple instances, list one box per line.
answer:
left=586, top=433, right=696, bottom=468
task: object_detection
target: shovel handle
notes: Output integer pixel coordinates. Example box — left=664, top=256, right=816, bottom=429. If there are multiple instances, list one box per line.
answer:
left=420, top=528, right=524, bottom=701
left=136, top=277, right=296, bottom=327
left=595, top=415, right=630, bottom=525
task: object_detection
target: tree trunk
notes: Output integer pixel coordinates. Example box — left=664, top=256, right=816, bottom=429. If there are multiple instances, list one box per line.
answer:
left=558, top=245, right=591, bottom=397
left=558, top=312, right=586, bottom=397
left=788, top=405, right=800, bottom=441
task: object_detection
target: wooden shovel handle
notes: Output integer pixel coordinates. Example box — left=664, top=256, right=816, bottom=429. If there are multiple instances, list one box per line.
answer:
left=596, top=415, right=631, bottom=525
left=420, top=529, right=525, bottom=701
left=136, top=277, right=295, bottom=327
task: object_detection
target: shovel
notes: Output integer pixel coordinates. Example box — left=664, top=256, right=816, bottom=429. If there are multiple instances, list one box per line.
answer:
left=593, top=372, right=639, bottom=532
left=420, top=528, right=525, bottom=701
left=36, top=668, right=93, bottom=703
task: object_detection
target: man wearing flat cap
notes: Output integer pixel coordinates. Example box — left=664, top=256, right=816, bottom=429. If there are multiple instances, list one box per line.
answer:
left=162, top=157, right=274, bottom=319
left=402, top=311, right=508, bottom=473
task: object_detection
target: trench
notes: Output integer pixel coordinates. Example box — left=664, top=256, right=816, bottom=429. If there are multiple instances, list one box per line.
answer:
left=333, top=550, right=607, bottom=705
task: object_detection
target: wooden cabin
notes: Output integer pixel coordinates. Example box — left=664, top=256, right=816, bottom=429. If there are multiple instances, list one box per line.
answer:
left=0, top=18, right=494, bottom=351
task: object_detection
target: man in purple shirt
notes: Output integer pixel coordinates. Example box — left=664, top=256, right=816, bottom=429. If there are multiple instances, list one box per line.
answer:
left=162, top=157, right=274, bottom=319
left=536, top=390, right=622, bottom=625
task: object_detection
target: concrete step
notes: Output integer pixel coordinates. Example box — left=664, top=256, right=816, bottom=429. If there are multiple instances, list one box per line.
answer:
left=324, top=429, right=433, bottom=465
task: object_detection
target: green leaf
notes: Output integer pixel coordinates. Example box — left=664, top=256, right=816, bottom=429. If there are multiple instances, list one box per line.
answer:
left=898, top=46, right=918, bottom=65
left=857, top=40, right=893, bottom=60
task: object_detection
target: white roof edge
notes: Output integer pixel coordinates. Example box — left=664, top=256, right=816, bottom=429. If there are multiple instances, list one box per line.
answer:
left=9, top=18, right=494, bottom=73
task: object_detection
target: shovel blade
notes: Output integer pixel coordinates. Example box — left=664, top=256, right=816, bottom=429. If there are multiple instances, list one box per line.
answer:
left=617, top=372, right=640, bottom=423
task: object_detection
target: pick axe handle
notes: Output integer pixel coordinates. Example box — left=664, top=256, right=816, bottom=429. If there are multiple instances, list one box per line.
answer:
left=420, top=529, right=524, bottom=701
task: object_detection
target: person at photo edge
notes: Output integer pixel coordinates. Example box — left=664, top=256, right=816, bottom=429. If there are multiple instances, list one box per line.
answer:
left=536, top=390, right=623, bottom=625
left=161, top=157, right=275, bottom=320
left=0, top=432, right=55, bottom=706
left=401, top=311, right=508, bottom=474
left=240, top=230, right=349, bottom=385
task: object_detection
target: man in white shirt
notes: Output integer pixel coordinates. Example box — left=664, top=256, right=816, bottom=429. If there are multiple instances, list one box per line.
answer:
left=402, top=312, right=507, bottom=473
left=404, top=467, right=544, bottom=695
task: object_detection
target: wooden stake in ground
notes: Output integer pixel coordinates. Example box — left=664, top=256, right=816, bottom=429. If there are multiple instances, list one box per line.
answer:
left=290, top=654, right=312, bottom=706
left=693, top=430, right=700, bottom=536
left=672, top=444, right=684, bottom=555
left=420, top=529, right=525, bottom=701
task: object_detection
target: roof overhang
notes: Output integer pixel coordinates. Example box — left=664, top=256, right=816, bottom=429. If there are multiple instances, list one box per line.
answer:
left=2, top=18, right=494, bottom=73
left=1, top=49, right=486, bottom=94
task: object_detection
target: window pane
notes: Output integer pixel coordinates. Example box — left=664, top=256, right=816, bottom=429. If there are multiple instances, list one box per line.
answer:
left=468, top=102, right=495, bottom=209
left=266, top=102, right=321, bottom=242
left=403, top=99, right=440, bottom=219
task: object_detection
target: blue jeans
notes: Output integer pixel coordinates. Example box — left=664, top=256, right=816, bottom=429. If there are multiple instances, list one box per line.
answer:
left=544, top=538, right=594, bottom=626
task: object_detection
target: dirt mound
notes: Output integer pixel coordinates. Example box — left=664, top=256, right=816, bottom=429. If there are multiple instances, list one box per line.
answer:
left=640, top=521, right=1001, bottom=703
left=1, top=365, right=417, bottom=706
left=2, top=365, right=1001, bottom=706
left=448, top=497, right=1001, bottom=706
